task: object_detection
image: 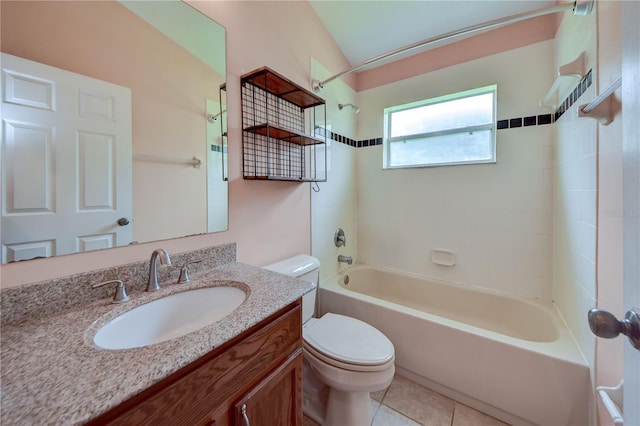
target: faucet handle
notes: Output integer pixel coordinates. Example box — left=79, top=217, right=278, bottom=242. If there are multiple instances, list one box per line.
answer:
left=177, top=260, right=202, bottom=283
left=92, top=279, right=130, bottom=303
left=334, top=228, right=346, bottom=247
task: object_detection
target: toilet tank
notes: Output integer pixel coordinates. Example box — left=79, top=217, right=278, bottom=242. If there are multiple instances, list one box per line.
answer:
left=263, top=254, right=319, bottom=323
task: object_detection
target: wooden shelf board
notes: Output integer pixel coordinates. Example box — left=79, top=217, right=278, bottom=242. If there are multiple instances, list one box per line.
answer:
left=241, top=67, right=324, bottom=109
left=244, top=124, right=325, bottom=146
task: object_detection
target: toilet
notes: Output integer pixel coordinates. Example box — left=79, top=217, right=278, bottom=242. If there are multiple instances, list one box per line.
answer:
left=264, top=255, right=395, bottom=426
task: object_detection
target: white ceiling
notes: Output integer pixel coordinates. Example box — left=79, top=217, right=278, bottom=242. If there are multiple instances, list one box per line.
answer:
left=308, top=0, right=557, bottom=69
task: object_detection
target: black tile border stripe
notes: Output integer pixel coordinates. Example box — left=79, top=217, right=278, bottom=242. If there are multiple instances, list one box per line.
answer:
left=319, top=70, right=593, bottom=148
left=324, top=110, right=555, bottom=146
left=210, top=144, right=227, bottom=153
left=497, top=114, right=554, bottom=130
left=554, top=68, right=593, bottom=122
left=538, top=114, right=552, bottom=125
left=496, top=68, right=592, bottom=130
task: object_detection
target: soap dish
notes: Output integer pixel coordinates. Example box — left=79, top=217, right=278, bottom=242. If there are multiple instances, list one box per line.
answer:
left=432, top=249, right=455, bottom=266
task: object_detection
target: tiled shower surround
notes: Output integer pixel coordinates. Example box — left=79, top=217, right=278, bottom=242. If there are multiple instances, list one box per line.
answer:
left=310, top=10, right=605, bottom=424
left=313, top=39, right=562, bottom=302
left=325, top=69, right=593, bottom=148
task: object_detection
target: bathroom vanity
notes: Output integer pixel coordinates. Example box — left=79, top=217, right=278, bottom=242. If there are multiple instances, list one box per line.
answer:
left=88, top=301, right=303, bottom=425
left=0, top=244, right=312, bottom=425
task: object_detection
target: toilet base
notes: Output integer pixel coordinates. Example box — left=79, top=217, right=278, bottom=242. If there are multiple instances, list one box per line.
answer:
left=324, top=388, right=372, bottom=426
left=303, top=361, right=328, bottom=424
left=303, top=360, right=373, bottom=426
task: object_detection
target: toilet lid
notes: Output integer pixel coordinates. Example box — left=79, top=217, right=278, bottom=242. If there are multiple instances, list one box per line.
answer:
left=303, top=313, right=394, bottom=366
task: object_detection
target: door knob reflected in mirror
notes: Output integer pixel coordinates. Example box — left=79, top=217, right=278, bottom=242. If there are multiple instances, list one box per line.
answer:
left=588, top=308, right=640, bottom=350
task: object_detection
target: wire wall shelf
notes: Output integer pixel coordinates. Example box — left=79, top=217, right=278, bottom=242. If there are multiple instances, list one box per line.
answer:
left=241, top=67, right=327, bottom=182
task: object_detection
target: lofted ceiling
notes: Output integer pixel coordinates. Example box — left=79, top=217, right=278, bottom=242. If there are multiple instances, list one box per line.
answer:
left=308, top=0, right=557, bottom=69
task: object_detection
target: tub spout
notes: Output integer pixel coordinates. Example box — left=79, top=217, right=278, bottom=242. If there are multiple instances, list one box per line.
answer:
left=338, top=255, right=353, bottom=265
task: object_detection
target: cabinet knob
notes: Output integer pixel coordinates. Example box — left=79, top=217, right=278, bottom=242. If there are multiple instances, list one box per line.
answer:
left=241, top=404, right=250, bottom=426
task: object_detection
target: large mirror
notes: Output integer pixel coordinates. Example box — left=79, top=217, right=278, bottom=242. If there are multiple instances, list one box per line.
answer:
left=0, top=0, right=227, bottom=264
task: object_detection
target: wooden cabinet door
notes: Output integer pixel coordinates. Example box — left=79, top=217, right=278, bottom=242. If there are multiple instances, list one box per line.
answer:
left=233, top=350, right=303, bottom=426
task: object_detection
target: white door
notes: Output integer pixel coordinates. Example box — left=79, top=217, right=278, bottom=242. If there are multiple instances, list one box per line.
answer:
left=1, top=53, right=132, bottom=262
left=622, top=1, right=640, bottom=423
left=590, top=4, right=640, bottom=424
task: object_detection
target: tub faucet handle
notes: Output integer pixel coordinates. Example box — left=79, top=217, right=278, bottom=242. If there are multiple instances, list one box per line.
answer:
left=334, top=228, right=346, bottom=247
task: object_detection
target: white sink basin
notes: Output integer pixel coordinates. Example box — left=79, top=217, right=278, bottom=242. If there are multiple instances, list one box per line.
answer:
left=93, top=286, right=246, bottom=350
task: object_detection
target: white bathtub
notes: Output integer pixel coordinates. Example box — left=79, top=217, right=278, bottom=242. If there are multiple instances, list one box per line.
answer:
left=319, top=264, right=590, bottom=426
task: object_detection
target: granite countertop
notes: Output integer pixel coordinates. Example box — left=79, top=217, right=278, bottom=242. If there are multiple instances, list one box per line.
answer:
left=0, top=262, right=313, bottom=425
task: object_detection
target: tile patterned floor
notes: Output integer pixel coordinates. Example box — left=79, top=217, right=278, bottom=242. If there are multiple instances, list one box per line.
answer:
left=303, top=375, right=510, bottom=426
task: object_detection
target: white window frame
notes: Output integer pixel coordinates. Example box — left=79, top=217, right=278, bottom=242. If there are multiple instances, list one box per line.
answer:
left=383, top=85, right=497, bottom=169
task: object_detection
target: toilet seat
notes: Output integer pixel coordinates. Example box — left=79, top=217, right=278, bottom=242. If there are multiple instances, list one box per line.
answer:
left=303, top=342, right=395, bottom=372
left=303, top=313, right=394, bottom=372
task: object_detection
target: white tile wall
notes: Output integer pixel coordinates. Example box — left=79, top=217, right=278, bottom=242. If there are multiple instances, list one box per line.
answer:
left=552, top=9, right=598, bottom=380
left=356, top=126, right=554, bottom=301
left=354, top=41, right=555, bottom=301
left=310, top=59, right=358, bottom=282
left=311, top=141, right=358, bottom=282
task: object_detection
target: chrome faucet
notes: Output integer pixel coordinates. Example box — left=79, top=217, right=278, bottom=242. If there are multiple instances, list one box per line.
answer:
left=146, top=248, right=172, bottom=292
left=338, top=255, right=353, bottom=265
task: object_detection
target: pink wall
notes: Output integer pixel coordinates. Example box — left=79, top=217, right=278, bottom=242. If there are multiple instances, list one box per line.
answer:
left=0, top=1, right=352, bottom=288
left=189, top=0, right=355, bottom=266
left=356, top=14, right=557, bottom=92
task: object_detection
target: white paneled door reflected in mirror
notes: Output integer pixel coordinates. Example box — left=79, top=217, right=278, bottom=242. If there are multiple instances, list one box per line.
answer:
left=0, top=1, right=227, bottom=264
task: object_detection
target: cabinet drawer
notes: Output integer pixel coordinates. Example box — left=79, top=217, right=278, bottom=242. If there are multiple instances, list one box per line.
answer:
left=89, top=301, right=302, bottom=425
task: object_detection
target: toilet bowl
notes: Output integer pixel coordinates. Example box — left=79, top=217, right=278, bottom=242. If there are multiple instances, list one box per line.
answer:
left=264, top=255, right=395, bottom=426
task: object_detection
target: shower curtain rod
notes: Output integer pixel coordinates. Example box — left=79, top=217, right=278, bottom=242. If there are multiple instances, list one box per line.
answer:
left=311, top=0, right=594, bottom=92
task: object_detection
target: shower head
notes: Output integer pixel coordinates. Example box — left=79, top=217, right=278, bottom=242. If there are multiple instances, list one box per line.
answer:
left=338, top=103, right=360, bottom=114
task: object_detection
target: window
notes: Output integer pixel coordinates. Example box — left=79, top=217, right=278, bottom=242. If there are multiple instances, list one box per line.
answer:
left=383, top=85, right=497, bottom=168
